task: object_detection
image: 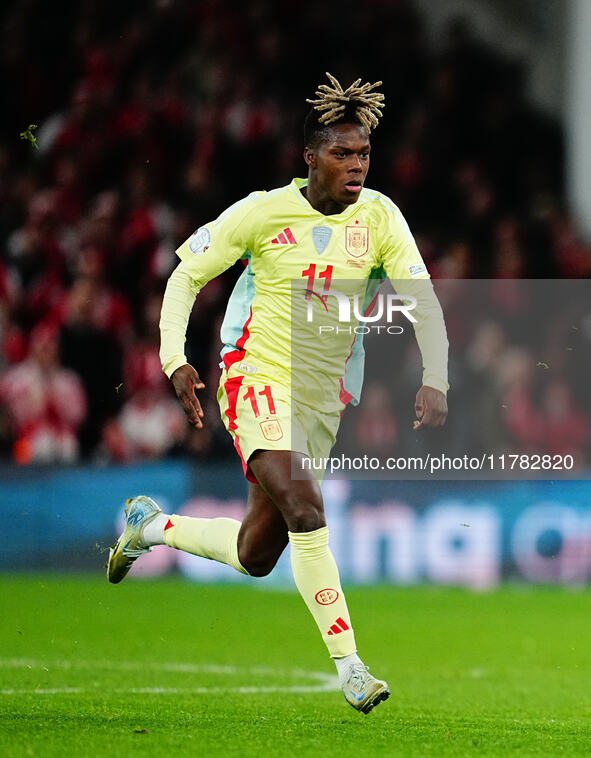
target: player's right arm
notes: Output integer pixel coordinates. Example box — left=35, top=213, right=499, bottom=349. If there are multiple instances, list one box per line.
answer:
left=159, top=193, right=261, bottom=428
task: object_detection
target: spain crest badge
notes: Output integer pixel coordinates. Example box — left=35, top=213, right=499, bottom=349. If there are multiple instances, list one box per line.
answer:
left=345, top=225, right=369, bottom=257
left=260, top=419, right=283, bottom=441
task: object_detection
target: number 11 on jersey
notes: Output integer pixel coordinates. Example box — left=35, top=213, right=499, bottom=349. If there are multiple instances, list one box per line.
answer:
left=302, top=264, right=333, bottom=301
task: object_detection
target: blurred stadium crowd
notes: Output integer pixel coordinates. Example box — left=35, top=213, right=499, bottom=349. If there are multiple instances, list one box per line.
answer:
left=1, top=0, right=590, bottom=466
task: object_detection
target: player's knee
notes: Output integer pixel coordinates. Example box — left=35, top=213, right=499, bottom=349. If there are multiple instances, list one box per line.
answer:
left=240, top=554, right=277, bottom=577
left=288, top=510, right=326, bottom=532
left=245, top=563, right=274, bottom=578
left=263, top=478, right=325, bottom=532
left=283, top=495, right=326, bottom=532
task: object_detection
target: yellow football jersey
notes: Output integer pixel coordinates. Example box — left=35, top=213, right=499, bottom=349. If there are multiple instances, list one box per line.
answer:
left=161, top=178, right=446, bottom=409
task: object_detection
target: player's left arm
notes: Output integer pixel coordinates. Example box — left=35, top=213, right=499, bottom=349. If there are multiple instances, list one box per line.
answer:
left=377, top=200, right=449, bottom=429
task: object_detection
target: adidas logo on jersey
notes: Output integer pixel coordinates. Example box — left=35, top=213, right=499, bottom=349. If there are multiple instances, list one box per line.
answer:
left=271, top=227, right=297, bottom=245
left=327, top=617, right=350, bottom=635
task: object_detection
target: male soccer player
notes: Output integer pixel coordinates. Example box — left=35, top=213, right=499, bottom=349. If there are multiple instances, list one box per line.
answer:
left=108, top=73, right=448, bottom=714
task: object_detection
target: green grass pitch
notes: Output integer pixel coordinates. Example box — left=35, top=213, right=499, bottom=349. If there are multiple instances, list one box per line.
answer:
left=2, top=576, right=591, bottom=757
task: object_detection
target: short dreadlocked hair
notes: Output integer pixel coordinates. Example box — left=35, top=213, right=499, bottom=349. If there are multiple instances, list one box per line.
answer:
left=304, top=72, right=385, bottom=149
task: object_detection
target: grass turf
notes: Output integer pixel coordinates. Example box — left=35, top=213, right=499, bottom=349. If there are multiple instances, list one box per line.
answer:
left=1, top=576, right=591, bottom=757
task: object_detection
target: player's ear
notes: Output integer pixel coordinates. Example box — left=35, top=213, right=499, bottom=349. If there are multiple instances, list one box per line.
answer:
left=304, top=147, right=317, bottom=169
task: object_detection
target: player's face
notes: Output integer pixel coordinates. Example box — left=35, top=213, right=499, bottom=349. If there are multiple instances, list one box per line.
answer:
left=306, top=123, right=371, bottom=210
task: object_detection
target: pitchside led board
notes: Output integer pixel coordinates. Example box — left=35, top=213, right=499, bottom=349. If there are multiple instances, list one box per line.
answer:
left=290, top=278, right=591, bottom=481
left=4, top=462, right=591, bottom=588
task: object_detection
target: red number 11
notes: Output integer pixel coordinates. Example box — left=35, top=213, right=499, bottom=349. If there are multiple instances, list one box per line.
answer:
left=301, top=264, right=333, bottom=300
left=243, top=385, right=276, bottom=417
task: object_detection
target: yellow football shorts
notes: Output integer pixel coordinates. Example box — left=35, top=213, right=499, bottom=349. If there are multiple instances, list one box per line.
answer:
left=217, top=365, right=342, bottom=483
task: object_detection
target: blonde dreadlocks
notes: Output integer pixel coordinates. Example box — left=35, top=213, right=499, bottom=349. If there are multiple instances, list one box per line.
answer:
left=306, top=72, right=385, bottom=132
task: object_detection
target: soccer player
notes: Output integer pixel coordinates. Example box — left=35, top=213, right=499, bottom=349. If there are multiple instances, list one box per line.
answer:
left=108, top=73, right=448, bottom=714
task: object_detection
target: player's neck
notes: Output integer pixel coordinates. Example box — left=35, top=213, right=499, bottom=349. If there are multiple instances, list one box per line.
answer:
left=301, top=183, right=347, bottom=216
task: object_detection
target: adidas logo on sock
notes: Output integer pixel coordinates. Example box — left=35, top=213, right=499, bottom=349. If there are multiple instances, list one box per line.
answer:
left=271, top=227, right=297, bottom=245
left=327, top=617, right=350, bottom=635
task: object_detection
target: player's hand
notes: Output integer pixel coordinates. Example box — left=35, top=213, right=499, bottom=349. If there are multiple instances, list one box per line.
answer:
left=171, top=364, right=205, bottom=429
left=413, top=386, right=447, bottom=430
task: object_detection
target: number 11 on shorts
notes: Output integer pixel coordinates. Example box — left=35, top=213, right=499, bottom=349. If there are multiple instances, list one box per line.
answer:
left=243, top=385, right=276, bottom=417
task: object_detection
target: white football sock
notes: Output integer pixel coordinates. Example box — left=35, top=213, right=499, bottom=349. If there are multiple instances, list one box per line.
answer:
left=334, top=652, right=363, bottom=684
left=140, top=512, right=169, bottom=547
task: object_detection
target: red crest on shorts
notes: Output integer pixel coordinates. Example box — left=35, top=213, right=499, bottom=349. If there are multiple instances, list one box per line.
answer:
left=260, top=419, right=283, bottom=441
